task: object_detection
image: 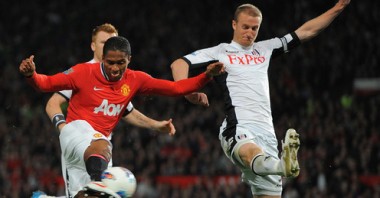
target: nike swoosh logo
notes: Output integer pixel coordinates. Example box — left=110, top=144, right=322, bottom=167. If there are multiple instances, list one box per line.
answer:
left=93, top=86, right=103, bottom=91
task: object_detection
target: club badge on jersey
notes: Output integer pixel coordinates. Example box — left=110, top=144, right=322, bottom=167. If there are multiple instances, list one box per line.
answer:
left=120, top=84, right=130, bottom=96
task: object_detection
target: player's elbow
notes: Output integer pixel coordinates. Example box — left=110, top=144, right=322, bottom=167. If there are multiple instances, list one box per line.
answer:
left=296, top=28, right=320, bottom=42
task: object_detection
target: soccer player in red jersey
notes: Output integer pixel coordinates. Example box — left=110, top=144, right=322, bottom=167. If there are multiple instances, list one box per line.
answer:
left=38, top=23, right=180, bottom=198
left=20, top=36, right=225, bottom=197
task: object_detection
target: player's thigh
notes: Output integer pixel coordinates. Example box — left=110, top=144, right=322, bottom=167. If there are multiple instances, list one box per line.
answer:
left=60, top=120, right=111, bottom=163
left=219, top=123, right=260, bottom=167
left=238, top=142, right=264, bottom=166
left=59, top=121, right=92, bottom=164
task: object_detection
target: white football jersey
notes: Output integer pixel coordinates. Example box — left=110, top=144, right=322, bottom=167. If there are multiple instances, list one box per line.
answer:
left=183, top=33, right=300, bottom=136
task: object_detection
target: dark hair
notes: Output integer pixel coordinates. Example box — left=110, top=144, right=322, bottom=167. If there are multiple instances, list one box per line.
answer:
left=103, top=36, right=132, bottom=56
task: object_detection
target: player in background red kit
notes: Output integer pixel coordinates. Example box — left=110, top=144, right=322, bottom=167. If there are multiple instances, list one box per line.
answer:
left=20, top=36, right=225, bottom=197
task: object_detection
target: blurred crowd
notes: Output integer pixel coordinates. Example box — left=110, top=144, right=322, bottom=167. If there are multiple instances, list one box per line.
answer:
left=0, top=0, right=379, bottom=197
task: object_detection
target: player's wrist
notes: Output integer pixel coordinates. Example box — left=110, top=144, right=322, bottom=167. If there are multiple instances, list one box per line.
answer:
left=25, top=72, right=34, bottom=78
left=52, top=113, right=66, bottom=130
left=204, top=71, right=214, bottom=79
left=184, top=93, right=194, bottom=99
left=57, top=123, right=66, bottom=131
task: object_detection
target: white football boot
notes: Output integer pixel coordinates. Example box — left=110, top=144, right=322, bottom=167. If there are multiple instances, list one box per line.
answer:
left=281, top=128, right=300, bottom=177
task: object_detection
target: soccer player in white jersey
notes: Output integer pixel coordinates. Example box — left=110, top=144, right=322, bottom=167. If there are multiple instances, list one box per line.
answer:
left=38, top=24, right=177, bottom=198
left=171, top=0, right=350, bottom=197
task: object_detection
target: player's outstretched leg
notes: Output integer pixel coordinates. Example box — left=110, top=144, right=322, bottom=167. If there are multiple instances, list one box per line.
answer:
left=281, top=128, right=300, bottom=177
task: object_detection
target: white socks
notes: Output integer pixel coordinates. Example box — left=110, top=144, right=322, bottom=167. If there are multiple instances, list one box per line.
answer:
left=251, top=154, right=283, bottom=176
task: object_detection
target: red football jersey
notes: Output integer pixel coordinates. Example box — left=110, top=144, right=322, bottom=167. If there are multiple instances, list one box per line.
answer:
left=28, top=62, right=211, bottom=137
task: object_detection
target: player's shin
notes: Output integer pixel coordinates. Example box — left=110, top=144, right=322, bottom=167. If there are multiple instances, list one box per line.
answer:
left=251, top=154, right=283, bottom=176
left=85, top=154, right=109, bottom=181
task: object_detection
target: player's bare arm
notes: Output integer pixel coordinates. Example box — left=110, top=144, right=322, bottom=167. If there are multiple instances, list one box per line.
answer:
left=171, top=59, right=208, bottom=106
left=122, top=109, right=176, bottom=136
left=295, top=0, right=351, bottom=42
left=171, top=59, right=190, bottom=81
left=46, top=93, right=68, bottom=131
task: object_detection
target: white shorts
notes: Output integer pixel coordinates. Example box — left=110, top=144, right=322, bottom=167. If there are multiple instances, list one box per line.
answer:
left=219, top=120, right=282, bottom=196
left=59, top=120, right=112, bottom=197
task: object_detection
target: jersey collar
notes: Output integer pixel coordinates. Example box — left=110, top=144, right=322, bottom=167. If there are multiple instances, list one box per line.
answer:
left=231, top=40, right=253, bottom=51
left=87, top=59, right=96, bottom=63
left=100, top=62, right=125, bottom=82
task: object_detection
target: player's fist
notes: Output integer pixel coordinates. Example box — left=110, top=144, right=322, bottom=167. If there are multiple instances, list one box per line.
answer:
left=157, top=118, right=176, bottom=136
left=205, top=61, right=225, bottom=78
left=337, top=0, right=350, bottom=9
left=185, top=92, right=210, bottom=107
left=19, top=55, right=36, bottom=77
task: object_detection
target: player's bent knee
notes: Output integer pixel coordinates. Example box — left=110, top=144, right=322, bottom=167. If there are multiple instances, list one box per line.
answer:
left=237, top=142, right=263, bottom=167
left=84, top=139, right=112, bottom=161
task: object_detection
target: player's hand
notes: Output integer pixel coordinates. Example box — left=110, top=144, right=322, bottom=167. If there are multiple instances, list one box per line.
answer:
left=336, top=0, right=350, bottom=9
left=185, top=92, right=209, bottom=107
left=205, top=61, right=225, bottom=78
left=156, top=118, right=176, bottom=136
left=19, top=55, right=36, bottom=77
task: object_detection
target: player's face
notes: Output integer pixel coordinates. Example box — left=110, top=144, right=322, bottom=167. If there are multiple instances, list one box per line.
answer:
left=102, top=50, right=130, bottom=82
left=232, top=12, right=261, bottom=47
left=91, top=31, right=118, bottom=62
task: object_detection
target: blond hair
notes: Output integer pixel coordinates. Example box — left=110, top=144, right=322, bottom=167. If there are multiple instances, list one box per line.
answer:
left=91, top=23, right=118, bottom=42
left=234, top=4, right=262, bottom=21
